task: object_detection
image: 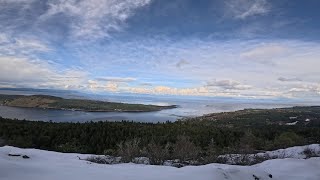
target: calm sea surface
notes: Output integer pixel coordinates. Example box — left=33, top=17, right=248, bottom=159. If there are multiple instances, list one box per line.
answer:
left=0, top=90, right=315, bottom=123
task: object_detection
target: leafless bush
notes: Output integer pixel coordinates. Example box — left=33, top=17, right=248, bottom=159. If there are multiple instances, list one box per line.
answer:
left=86, top=155, right=122, bottom=164
left=117, top=138, right=141, bottom=162
left=216, top=153, right=274, bottom=165
left=146, top=141, right=170, bottom=165
left=203, top=139, right=218, bottom=164
left=172, top=135, right=200, bottom=161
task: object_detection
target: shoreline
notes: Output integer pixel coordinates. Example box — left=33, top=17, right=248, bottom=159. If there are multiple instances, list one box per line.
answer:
left=0, top=104, right=178, bottom=113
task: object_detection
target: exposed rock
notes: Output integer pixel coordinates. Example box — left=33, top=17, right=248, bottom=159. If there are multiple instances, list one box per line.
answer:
left=22, top=155, right=30, bottom=159
left=172, top=163, right=184, bottom=168
left=8, top=153, right=21, bottom=157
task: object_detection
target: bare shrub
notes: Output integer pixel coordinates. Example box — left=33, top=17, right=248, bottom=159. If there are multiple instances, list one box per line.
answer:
left=204, top=139, right=218, bottom=164
left=86, top=156, right=107, bottom=164
left=216, top=153, right=274, bottom=165
left=86, top=155, right=122, bottom=164
left=172, top=135, right=200, bottom=161
left=116, top=138, right=141, bottom=162
left=146, top=141, right=170, bottom=165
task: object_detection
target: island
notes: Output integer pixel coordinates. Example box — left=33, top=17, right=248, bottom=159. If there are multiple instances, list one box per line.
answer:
left=0, top=94, right=177, bottom=112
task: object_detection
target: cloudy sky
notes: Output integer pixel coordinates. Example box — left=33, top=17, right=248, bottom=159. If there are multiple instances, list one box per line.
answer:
left=1, top=0, right=320, bottom=100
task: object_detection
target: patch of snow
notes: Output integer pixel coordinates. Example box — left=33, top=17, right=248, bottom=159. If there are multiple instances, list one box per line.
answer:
left=0, top=146, right=320, bottom=180
left=255, top=158, right=320, bottom=180
left=285, top=121, right=298, bottom=125
left=219, top=144, right=320, bottom=164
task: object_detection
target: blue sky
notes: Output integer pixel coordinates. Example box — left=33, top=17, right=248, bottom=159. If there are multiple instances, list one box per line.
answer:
left=0, top=0, right=320, bottom=100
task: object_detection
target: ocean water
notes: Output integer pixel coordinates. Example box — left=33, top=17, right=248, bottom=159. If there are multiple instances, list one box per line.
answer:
left=0, top=89, right=315, bottom=123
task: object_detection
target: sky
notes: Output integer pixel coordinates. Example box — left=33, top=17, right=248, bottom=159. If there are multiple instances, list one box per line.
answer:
left=0, top=0, right=320, bottom=100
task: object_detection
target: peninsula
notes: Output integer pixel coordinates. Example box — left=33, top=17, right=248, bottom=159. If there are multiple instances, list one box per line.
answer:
left=0, top=94, right=177, bottom=112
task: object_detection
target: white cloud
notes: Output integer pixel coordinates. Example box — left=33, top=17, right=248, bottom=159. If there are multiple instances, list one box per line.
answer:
left=225, top=0, right=270, bottom=19
left=206, top=79, right=252, bottom=90
left=0, top=56, right=54, bottom=83
left=0, top=34, right=51, bottom=56
left=240, top=43, right=289, bottom=61
left=287, top=83, right=320, bottom=98
left=96, top=77, right=136, bottom=82
left=278, top=77, right=302, bottom=82
left=0, top=56, right=87, bottom=89
left=70, top=37, right=320, bottom=98
left=15, top=39, right=50, bottom=52
left=42, top=0, right=152, bottom=40
left=105, top=82, right=119, bottom=92
left=128, top=86, right=209, bottom=96
left=0, top=33, right=89, bottom=90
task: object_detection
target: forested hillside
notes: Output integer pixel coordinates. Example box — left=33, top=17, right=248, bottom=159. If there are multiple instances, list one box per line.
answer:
left=1, top=107, right=320, bottom=165
left=0, top=94, right=176, bottom=112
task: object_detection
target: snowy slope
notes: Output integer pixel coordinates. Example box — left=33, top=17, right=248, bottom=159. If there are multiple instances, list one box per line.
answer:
left=220, top=144, right=320, bottom=165
left=0, top=146, right=320, bottom=180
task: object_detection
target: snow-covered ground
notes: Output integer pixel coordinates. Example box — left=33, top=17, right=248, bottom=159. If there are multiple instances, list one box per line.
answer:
left=220, top=144, right=320, bottom=165
left=1, top=146, right=320, bottom=180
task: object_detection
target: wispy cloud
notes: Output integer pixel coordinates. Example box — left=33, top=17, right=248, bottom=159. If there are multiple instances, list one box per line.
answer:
left=278, top=77, right=302, bottom=82
left=96, top=77, right=137, bottom=82
left=0, top=33, right=51, bottom=56
left=0, top=33, right=88, bottom=90
left=225, top=0, right=270, bottom=19
left=287, top=83, right=320, bottom=98
left=41, top=0, right=152, bottom=40
left=240, top=44, right=289, bottom=60
left=0, top=56, right=87, bottom=89
left=240, top=43, right=289, bottom=65
left=128, top=85, right=209, bottom=96
left=206, top=79, right=252, bottom=90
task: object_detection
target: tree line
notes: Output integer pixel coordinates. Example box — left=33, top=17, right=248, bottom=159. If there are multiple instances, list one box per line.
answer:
left=1, top=116, right=320, bottom=164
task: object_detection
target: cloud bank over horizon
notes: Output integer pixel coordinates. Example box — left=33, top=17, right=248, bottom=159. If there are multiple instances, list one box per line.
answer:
left=0, top=0, right=320, bottom=100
